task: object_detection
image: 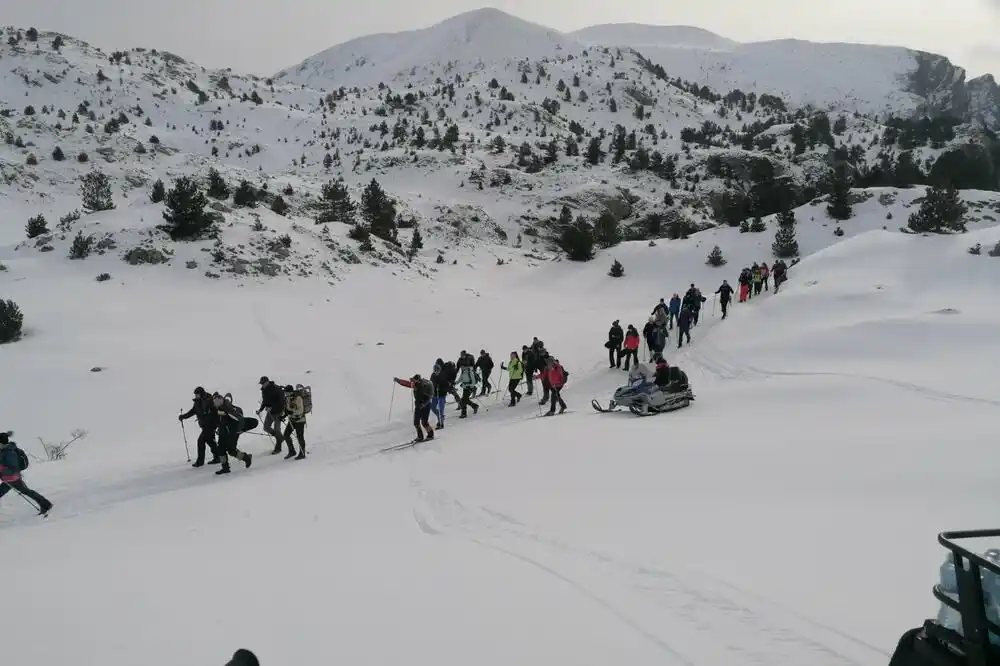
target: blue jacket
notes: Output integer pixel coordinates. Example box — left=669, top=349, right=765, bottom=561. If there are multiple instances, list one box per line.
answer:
left=668, top=297, right=681, bottom=315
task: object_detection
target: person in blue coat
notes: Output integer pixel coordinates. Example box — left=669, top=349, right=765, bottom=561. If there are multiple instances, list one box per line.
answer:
left=668, top=294, right=681, bottom=329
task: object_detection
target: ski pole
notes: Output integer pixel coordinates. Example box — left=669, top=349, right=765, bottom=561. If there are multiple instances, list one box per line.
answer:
left=179, top=415, right=191, bottom=462
left=712, top=297, right=717, bottom=318
left=495, top=368, right=506, bottom=402
left=387, top=381, right=396, bottom=424
left=2, top=481, right=39, bottom=512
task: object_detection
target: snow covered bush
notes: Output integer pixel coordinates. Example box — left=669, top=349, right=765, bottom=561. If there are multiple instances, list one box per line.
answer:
left=80, top=170, right=115, bottom=212
left=38, top=429, right=87, bottom=461
left=0, top=299, right=24, bottom=343
left=750, top=217, right=767, bottom=232
left=25, top=214, right=49, bottom=239
left=150, top=179, right=165, bottom=203
left=96, top=273, right=111, bottom=282
left=69, top=232, right=94, bottom=259
left=706, top=245, right=727, bottom=266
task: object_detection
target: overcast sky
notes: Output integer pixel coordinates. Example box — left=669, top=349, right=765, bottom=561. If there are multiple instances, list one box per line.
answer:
left=6, top=0, right=1000, bottom=77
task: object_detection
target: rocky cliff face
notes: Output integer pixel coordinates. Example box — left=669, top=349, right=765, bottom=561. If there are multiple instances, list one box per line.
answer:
left=907, top=51, right=1000, bottom=129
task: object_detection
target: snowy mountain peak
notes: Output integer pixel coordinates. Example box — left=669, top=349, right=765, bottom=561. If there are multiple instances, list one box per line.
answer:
left=570, top=23, right=738, bottom=51
left=275, top=8, right=573, bottom=89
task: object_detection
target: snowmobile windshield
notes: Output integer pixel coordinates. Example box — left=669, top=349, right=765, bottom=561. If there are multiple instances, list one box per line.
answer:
left=628, top=365, right=651, bottom=383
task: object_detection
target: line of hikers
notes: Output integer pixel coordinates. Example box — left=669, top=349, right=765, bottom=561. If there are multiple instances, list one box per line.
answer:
left=607, top=262, right=794, bottom=364
left=393, top=339, right=570, bottom=442
left=178, top=378, right=311, bottom=475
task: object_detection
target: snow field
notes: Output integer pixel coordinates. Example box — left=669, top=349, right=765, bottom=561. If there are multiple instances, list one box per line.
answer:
left=1, top=192, right=1000, bottom=665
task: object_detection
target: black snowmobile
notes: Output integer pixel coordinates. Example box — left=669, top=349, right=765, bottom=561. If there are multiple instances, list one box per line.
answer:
left=592, top=366, right=694, bottom=416
left=889, top=529, right=1000, bottom=666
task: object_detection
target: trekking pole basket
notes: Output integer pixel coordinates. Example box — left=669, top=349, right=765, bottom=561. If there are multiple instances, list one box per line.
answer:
left=930, top=530, right=1000, bottom=666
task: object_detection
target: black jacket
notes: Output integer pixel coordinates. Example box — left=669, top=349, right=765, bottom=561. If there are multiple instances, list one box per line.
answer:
left=431, top=369, right=451, bottom=396
left=441, top=361, right=457, bottom=385
left=475, top=354, right=494, bottom=373
left=181, top=395, right=219, bottom=429
left=218, top=402, right=245, bottom=437
left=260, top=381, right=285, bottom=414
left=678, top=309, right=693, bottom=331
left=522, top=348, right=537, bottom=371
left=716, top=283, right=734, bottom=302
left=608, top=324, right=624, bottom=347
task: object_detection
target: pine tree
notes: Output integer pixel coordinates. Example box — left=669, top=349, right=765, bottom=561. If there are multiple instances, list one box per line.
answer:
left=79, top=171, right=115, bottom=212
left=68, top=231, right=94, bottom=259
left=232, top=180, right=257, bottom=207
left=586, top=137, right=604, bottom=165
left=0, top=299, right=24, bottom=344
left=408, top=226, right=423, bottom=258
left=827, top=166, right=853, bottom=220
left=608, top=259, right=625, bottom=277
left=51, top=146, right=65, bottom=161
left=316, top=181, right=356, bottom=224
left=162, top=176, right=212, bottom=240
left=593, top=212, right=622, bottom=248
left=206, top=168, right=230, bottom=199
left=908, top=184, right=968, bottom=233
left=323, top=153, right=333, bottom=169
left=270, top=195, right=288, bottom=216
left=360, top=179, right=397, bottom=242
left=706, top=245, right=727, bottom=266
left=772, top=224, right=799, bottom=258
left=150, top=179, right=166, bottom=203
left=776, top=208, right=796, bottom=227
left=25, top=214, right=49, bottom=238
left=559, top=217, right=595, bottom=261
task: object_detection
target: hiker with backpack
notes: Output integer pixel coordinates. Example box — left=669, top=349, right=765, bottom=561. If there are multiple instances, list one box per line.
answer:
left=500, top=351, right=524, bottom=406
left=214, top=393, right=253, bottom=475
left=456, top=362, right=480, bottom=418
left=256, top=376, right=286, bottom=455
left=393, top=375, right=435, bottom=442
left=179, top=386, right=221, bottom=467
left=476, top=350, right=494, bottom=396
left=0, top=431, right=53, bottom=515
left=280, top=385, right=309, bottom=460
left=540, top=357, right=568, bottom=416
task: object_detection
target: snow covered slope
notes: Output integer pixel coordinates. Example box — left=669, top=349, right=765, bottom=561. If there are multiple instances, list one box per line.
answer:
left=276, top=8, right=576, bottom=89
left=571, top=24, right=998, bottom=122
left=2, top=189, right=1000, bottom=665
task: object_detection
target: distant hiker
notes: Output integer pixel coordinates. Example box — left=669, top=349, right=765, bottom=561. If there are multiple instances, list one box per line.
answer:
left=0, top=432, right=52, bottom=516
left=649, top=320, right=667, bottom=361
left=622, top=325, right=640, bottom=370
left=280, top=385, right=307, bottom=460
left=541, top=357, right=568, bottom=416
left=393, top=374, right=435, bottom=442
left=456, top=362, right=480, bottom=418
left=642, top=317, right=656, bottom=353
left=475, top=350, right=494, bottom=396
left=668, top=294, right=681, bottom=329
left=501, top=351, right=524, bottom=407
left=521, top=345, right=537, bottom=396
left=683, top=285, right=706, bottom=326
left=715, top=280, right=734, bottom=319
left=214, top=393, right=252, bottom=475
left=738, top=268, right=751, bottom=302
left=752, top=263, right=763, bottom=296
left=430, top=359, right=450, bottom=428
left=653, top=298, right=668, bottom=318
left=179, top=386, right=221, bottom=467
left=772, top=260, right=788, bottom=293
left=677, top=306, right=693, bottom=348
left=652, top=302, right=669, bottom=329
left=760, top=262, right=770, bottom=291
left=536, top=345, right=553, bottom=405
left=440, top=358, right=460, bottom=404
left=256, top=376, right=286, bottom=454
left=606, top=320, right=624, bottom=368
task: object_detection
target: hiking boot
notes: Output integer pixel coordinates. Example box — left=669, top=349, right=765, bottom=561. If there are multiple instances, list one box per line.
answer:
left=426, top=431, right=434, bottom=441
left=271, top=446, right=281, bottom=455
left=192, top=461, right=205, bottom=468
left=38, top=501, right=53, bottom=516
left=459, top=413, right=467, bottom=419
left=244, top=453, right=253, bottom=469
left=284, top=450, right=296, bottom=460
left=207, top=457, right=222, bottom=465
left=472, top=404, right=479, bottom=415
left=295, top=452, right=305, bottom=460
left=559, top=405, right=567, bottom=414
left=216, top=465, right=231, bottom=475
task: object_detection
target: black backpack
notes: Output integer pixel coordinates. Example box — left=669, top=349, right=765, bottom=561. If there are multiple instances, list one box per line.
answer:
left=10, top=444, right=28, bottom=471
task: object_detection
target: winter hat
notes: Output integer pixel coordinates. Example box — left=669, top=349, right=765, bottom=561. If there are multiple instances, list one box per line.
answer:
left=194, top=386, right=206, bottom=396
left=411, top=373, right=422, bottom=381
left=283, top=385, right=294, bottom=392
left=612, top=319, right=619, bottom=325
left=226, top=649, right=260, bottom=666
left=0, top=432, right=8, bottom=444
left=258, top=376, right=269, bottom=385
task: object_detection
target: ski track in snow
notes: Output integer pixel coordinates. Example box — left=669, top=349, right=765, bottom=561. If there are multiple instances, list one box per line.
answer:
left=409, top=482, right=888, bottom=666
left=686, top=341, right=1000, bottom=408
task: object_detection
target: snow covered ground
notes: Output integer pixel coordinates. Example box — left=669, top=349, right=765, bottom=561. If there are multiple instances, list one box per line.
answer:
left=2, top=189, right=1000, bottom=665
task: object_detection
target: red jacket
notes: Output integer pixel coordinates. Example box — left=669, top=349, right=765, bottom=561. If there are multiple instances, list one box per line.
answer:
left=624, top=331, right=640, bottom=350
left=545, top=363, right=566, bottom=389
